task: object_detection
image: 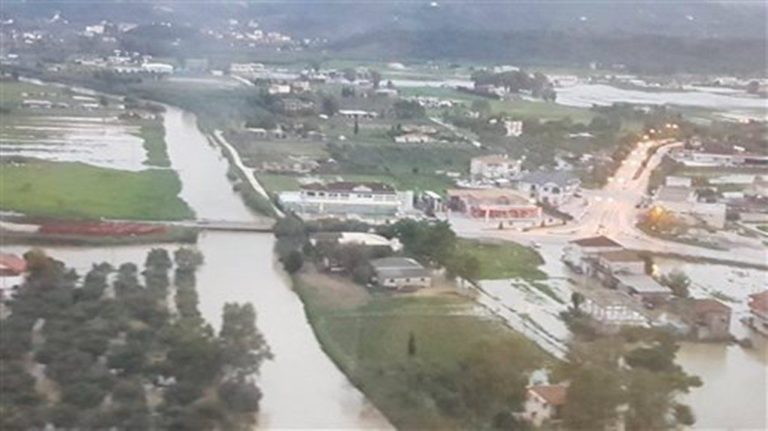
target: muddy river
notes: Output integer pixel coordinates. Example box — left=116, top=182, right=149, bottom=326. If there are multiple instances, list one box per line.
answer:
left=2, top=105, right=391, bottom=429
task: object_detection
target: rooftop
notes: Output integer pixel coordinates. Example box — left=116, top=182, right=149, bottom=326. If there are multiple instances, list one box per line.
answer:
left=570, top=236, right=622, bottom=248
left=599, top=250, right=644, bottom=263
left=520, top=169, right=580, bottom=187
left=302, top=181, right=396, bottom=194
left=0, top=253, right=27, bottom=275
left=472, top=154, right=514, bottom=164
left=655, top=186, right=696, bottom=203
left=748, top=290, right=768, bottom=313
left=529, top=384, right=567, bottom=406
left=615, top=274, right=672, bottom=294
left=370, top=257, right=430, bottom=279
left=447, top=188, right=533, bottom=205
left=310, top=232, right=394, bottom=248
left=692, top=298, right=731, bottom=315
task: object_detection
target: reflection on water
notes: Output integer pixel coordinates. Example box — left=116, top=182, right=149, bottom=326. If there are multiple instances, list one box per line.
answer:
left=678, top=339, right=767, bottom=430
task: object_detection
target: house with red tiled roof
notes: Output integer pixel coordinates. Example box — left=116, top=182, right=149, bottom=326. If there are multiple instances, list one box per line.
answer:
left=563, top=236, right=623, bottom=275
left=746, top=290, right=768, bottom=336
left=522, top=383, right=568, bottom=427
left=0, top=253, right=27, bottom=298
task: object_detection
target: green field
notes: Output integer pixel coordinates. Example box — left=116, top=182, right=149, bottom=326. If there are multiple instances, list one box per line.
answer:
left=459, top=238, right=547, bottom=280
left=0, top=161, right=193, bottom=220
left=293, top=271, right=548, bottom=428
left=138, top=120, right=171, bottom=167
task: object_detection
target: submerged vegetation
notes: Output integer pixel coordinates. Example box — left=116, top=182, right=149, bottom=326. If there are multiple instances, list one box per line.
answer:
left=0, top=248, right=270, bottom=430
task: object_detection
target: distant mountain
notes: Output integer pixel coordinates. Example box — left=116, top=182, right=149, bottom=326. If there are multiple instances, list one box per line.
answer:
left=3, top=1, right=765, bottom=73
left=4, top=1, right=766, bottom=40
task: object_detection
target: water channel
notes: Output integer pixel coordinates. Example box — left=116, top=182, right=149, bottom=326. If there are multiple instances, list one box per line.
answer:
left=2, top=105, right=391, bottom=429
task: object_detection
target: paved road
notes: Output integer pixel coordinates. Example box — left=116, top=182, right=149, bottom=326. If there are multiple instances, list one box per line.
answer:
left=453, top=139, right=767, bottom=267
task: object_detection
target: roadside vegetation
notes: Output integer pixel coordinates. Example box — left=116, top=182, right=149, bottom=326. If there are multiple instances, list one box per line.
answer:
left=0, top=159, right=193, bottom=220
left=0, top=248, right=271, bottom=430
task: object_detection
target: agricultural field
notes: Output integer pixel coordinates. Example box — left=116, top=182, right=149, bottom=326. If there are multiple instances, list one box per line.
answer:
left=293, top=269, right=549, bottom=429
left=0, top=160, right=192, bottom=220
left=0, top=80, right=191, bottom=220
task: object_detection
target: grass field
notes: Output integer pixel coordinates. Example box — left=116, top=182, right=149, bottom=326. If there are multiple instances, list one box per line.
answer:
left=0, top=160, right=193, bottom=220
left=458, top=238, right=547, bottom=280
left=293, top=270, right=548, bottom=428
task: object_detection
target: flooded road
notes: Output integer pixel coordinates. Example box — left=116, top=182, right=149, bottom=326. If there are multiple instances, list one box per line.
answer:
left=2, top=104, right=391, bottom=429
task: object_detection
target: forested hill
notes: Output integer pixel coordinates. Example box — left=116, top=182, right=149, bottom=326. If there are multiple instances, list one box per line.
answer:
left=328, top=29, right=766, bottom=74
left=5, top=1, right=766, bottom=39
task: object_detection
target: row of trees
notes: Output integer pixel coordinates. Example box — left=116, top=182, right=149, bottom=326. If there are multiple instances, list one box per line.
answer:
left=0, top=248, right=270, bottom=430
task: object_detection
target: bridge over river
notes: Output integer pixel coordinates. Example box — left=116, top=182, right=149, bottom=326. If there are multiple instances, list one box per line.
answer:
left=163, top=218, right=276, bottom=232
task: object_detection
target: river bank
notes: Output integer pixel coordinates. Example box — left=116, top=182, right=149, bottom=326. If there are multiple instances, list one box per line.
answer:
left=291, top=266, right=550, bottom=429
left=2, top=93, right=392, bottom=428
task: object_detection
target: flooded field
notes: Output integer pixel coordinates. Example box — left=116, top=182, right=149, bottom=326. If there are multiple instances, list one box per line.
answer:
left=1, top=98, right=391, bottom=428
left=1, top=80, right=152, bottom=171
left=1, top=115, right=148, bottom=171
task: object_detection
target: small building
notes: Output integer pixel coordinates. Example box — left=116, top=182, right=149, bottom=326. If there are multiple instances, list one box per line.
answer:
left=504, top=120, right=523, bottom=137
left=745, top=290, right=768, bottom=336
left=470, top=154, right=522, bottom=183
left=614, top=274, right=672, bottom=306
left=21, top=99, right=53, bottom=109
left=518, top=170, right=581, bottom=207
left=268, top=83, right=291, bottom=95
left=310, top=232, right=400, bottom=251
left=370, top=257, right=431, bottom=290
left=447, top=188, right=541, bottom=226
left=674, top=298, right=732, bottom=341
left=0, top=253, right=27, bottom=297
left=394, top=133, right=434, bottom=144
left=522, top=383, right=567, bottom=427
left=338, top=109, right=378, bottom=119
left=562, top=236, right=623, bottom=274
left=595, top=250, right=645, bottom=277
left=141, top=62, right=174, bottom=74
left=291, top=80, right=311, bottom=93
left=665, top=176, right=693, bottom=187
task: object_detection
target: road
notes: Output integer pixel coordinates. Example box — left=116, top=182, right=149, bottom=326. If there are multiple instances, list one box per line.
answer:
left=453, top=139, right=767, bottom=268
left=211, top=130, right=285, bottom=218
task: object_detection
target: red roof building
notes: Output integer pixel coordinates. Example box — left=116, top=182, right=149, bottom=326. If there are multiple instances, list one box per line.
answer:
left=0, top=253, right=27, bottom=276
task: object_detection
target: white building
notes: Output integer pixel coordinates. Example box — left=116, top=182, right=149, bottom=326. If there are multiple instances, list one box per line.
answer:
left=370, top=257, right=432, bottom=290
left=268, top=83, right=291, bottom=95
left=278, top=181, right=412, bottom=222
left=394, top=133, right=434, bottom=144
left=518, top=170, right=581, bottom=207
left=670, top=149, right=768, bottom=168
left=504, top=120, right=523, bottom=137
left=665, top=176, right=693, bottom=187
left=470, top=154, right=522, bottom=183
left=141, top=62, right=174, bottom=74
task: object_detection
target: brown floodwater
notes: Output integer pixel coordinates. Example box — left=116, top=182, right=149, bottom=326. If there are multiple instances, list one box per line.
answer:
left=1, top=104, right=391, bottom=429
